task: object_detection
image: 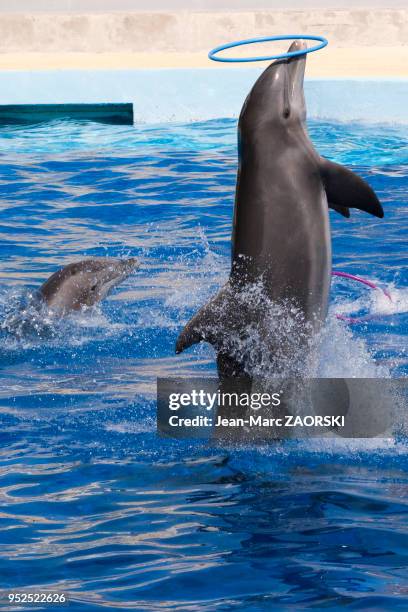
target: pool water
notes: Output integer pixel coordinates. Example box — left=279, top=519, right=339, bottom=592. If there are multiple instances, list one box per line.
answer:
left=0, top=118, right=407, bottom=610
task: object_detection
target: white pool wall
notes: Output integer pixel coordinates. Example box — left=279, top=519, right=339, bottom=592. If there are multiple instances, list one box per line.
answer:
left=1, top=1, right=408, bottom=10
left=1, top=69, right=407, bottom=124
left=0, top=8, right=407, bottom=53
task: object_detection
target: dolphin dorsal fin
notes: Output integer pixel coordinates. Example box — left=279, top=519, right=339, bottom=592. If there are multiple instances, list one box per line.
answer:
left=320, top=158, right=384, bottom=218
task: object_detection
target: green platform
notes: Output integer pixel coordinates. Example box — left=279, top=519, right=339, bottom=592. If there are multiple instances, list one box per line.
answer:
left=0, top=103, right=134, bottom=125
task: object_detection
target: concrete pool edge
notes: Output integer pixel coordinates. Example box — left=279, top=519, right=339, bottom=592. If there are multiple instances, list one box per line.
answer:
left=0, top=69, right=407, bottom=124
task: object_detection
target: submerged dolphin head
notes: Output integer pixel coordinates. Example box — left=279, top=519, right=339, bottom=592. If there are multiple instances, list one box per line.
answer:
left=39, top=257, right=139, bottom=314
left=239, top=40, right=307, bottom=134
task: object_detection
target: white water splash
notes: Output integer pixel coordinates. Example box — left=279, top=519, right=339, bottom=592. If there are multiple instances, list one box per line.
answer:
left=318, top=315, right=389, bottom=378
left=370, top=284, right=408, bottom=316
left=0, top=286, right=128, bottom=350
left=162, top=233, right=391, bottom=379
left=334, top=282, right=408, bottom=319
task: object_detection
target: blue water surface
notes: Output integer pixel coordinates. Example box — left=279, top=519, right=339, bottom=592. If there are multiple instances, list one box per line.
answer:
left=0, top=118, right=407, bottom=610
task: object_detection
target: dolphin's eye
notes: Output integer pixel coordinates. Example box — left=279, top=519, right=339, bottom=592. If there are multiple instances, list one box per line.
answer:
left=283, top=108, right=290, bottom=119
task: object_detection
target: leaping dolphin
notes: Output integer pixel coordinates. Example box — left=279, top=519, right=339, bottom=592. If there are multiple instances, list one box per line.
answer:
left=176, top=41, right=383, bottom=377
left=39, top=257, right=139, bottom=315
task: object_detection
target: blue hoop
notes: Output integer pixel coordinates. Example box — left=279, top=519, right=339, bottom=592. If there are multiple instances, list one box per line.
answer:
left=208, top=34, right=328, bottom=63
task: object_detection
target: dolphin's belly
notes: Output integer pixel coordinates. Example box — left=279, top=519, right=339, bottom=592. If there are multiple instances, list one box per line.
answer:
left=231, top=168, right=331, bottom=324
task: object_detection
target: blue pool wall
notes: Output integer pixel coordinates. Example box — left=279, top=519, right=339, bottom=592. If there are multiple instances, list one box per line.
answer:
left=1, top=69, right=408, bottom=124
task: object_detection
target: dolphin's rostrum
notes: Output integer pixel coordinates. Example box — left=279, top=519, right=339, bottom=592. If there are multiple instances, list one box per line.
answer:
left=176, top=41, right=383, bottom=378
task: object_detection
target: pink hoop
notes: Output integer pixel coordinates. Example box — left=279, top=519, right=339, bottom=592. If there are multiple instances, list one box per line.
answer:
left=332, top=271, right=392, bottom=324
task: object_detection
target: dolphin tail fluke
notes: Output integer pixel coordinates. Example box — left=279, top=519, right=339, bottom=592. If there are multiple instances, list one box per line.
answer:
left=320, top=158, right=384, bottom=218
left=175, top=283, right=234, bottom=354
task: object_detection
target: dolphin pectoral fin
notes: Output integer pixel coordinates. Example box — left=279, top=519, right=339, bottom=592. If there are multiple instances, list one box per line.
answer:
left=320, top=159, right=384, bottom=218
left=175, top=307, right=211, bottom=353
left=175, top=284, right=232, bottom=354
left=329, top=203, right=351, bottom=218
